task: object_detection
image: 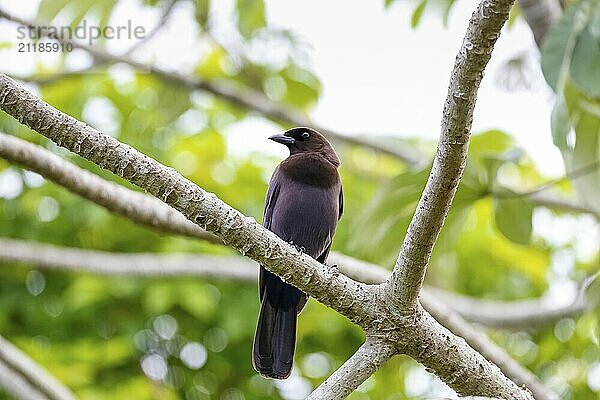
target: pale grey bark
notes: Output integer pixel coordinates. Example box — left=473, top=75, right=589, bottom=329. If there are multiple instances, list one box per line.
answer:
left=427, top=286, right=588, bottom=329
left=0, top=336, right=77, bottom=400
left=0, top=73, right=534, bottom=399
left=0, top=8, right=422, bottom=166
left=0, top=132, right=220, bottom=243
left=0, top=362, right=49, bottom=400
left=0, top=237, right=583, bottom=329
left=0, top=238, right=257, bottom=279
left=385, top=0, right=516, bottom=311
left=420, top=293, right=559, bottom=400
left=306, top=338, right=396, bottom=400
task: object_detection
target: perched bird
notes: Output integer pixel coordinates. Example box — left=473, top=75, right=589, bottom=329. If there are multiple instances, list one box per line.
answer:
left=252, top=127, right=343, bottom=379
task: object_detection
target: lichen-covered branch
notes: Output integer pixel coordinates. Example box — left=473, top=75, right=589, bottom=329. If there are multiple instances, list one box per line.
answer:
left=306, top=338, right=396, bottom=400
left=0, top=335, right=76, bottom=400
left=0, top=73, right=533, bottom=398
left=385, top=0, right=516, bottom=311
left=0, top=8, right=421, bottom=166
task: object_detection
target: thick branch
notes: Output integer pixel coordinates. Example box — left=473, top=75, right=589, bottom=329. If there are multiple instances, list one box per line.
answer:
left=0, top=335, right=76, bottom=400
left=0, top=8, right=421, bottom=166
left=396, top=305, right=532, bottom=399
left=385, top=0, right=516, bottom=310
left=306, top=338, right=396, bottom=400
left=0, top=132, right=220, bottom=243
left=0, top=73, right=376, bottom=328
left=420, top=294, right=558, bottom=400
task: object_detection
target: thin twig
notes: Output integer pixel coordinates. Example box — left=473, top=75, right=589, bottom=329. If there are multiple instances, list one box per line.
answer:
left=0, top=335, right=77, bottom=400
left=0, top=132, right=220, bottom=243
left=306, top=338, right=396, bottom=400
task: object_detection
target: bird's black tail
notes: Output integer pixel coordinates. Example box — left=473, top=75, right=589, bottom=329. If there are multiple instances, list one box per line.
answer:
left=253, top=273, right=303, bottom=379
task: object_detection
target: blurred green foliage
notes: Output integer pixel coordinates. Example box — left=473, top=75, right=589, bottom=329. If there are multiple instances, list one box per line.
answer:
left=0, top=0, right=599, bottom=399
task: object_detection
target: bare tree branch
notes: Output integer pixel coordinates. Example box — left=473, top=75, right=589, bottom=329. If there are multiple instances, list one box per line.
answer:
left=0, top=237, right=585, bottom=330
left=0, top=238, right=256, bottom=280
left=419, top=293, right=559, bottom=400
left=0, top=71, right=375, bottom=332
left=0, top=361, right=49, bottom=400
left=0, top=8, right=422, bottom=166
left=0, top=132, right=220, bottom=244
left=0, top=335, right=76, bottom=400
left=427, top=286, right=588, bottom=329
left=0, top=239, right=556, bottom=398
left=0, top=73, right=533, bottom=399
left=526, top=190, right=600, bottom=218
left=306, top=338, right=396, bottom=400
left=385, top=0, right=516, bottom=311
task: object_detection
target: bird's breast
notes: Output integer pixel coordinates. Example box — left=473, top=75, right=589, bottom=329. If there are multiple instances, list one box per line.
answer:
left=269, top=181, right=339, bottom=258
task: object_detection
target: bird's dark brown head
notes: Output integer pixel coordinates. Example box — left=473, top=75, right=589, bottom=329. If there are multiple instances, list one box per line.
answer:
left=269, top=127, right=340, bottom=167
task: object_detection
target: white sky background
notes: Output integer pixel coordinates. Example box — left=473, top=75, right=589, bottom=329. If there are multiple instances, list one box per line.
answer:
left=0, top=0, right=563, bottom=176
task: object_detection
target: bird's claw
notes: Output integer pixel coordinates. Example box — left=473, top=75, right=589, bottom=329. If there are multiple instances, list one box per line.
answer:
left=328, top=263, right=339, bottom=277
left=289, top=241, right=306, bottom=253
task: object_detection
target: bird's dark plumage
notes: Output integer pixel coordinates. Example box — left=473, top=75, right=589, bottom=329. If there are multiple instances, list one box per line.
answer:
left=252, top=127, right=343, bottom=379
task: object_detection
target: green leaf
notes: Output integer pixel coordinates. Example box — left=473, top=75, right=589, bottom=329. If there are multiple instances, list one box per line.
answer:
left=195, top=0, right=210, bottom=28
left=411, top=0, right=427, bottom=28
left=350, top=163, right=481, bottom=265
left=541, top=1, right=590, bottom=91
left=570, top=24, right=600, bottom=97
left=494, top=192, right=534, bottom=245
left=551, top=97, right=571, bottom=150
left=563, top=81, right=600, bottom=214
left=236, top=0, right=266, bottom=38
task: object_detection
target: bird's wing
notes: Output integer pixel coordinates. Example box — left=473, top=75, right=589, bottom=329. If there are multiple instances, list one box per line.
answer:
left=338, top=184, right=344, bottom=220
left=262, top=170, right=281, bottom=230
left=259, top=171, right=281, bottom=301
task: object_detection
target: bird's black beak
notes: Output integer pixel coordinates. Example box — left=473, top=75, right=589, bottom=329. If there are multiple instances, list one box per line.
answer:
left=268, top=134, right=296, bottom=146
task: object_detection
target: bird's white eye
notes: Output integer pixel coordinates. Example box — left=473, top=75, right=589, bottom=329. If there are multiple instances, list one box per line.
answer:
left=300, top=131, right=310, bottom=139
